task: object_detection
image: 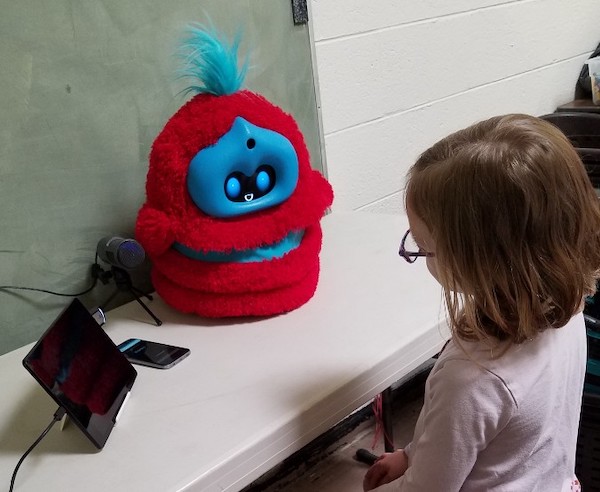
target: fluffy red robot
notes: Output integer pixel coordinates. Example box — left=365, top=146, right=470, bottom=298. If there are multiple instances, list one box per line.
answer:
left=136, top=26, right=333, bottom=317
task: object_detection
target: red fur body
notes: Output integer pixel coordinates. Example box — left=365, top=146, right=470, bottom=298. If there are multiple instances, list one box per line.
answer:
left=136, top=90, right=333, bottom=317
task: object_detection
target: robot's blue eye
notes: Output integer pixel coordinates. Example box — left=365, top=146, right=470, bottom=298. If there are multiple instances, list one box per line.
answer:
left=256, top=170, right=270, bottom=193
left=225, top=176, right=241, bottom=199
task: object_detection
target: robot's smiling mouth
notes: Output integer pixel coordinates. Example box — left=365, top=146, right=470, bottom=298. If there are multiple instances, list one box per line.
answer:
left=173, top=230, right=305, bottom=263
left=244, top=193, right=254, bottom=202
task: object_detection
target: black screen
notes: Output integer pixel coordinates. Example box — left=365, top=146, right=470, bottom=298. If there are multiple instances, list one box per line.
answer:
left=22, top=299, right=137, bottom=449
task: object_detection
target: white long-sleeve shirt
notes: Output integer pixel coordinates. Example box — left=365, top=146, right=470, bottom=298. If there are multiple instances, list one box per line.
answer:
left=383, top=312, right=586, bottom=492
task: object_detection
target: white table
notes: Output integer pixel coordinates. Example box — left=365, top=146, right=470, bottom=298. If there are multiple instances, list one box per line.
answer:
left=0, top=212, right=447, bottom=491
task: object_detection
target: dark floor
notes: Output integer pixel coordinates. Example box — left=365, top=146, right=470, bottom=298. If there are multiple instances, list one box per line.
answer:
left=246, top=365, right=430, bottom=492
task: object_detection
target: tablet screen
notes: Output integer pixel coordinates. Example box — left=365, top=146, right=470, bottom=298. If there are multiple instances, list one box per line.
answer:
left=22, top=298, right=137, bottom=449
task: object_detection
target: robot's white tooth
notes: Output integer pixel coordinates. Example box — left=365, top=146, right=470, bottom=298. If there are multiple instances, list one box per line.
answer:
left=244, top=193, right=254, bottom=202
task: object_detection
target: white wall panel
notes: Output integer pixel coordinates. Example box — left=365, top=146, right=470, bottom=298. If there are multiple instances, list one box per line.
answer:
left=315, top=0, right=598, bottom=135
left=312, top=0, right=520, bottom=41
left=311, top=0, right=600, bottom=213
left=326, top=56, right=588, bottom=212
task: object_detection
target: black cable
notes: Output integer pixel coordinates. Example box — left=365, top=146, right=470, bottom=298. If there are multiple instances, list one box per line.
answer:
left=9, top=407, right=66, bottom=492
left=0, top=256, right=99, bottom=298
left=0, top=278, right=98, bottom=297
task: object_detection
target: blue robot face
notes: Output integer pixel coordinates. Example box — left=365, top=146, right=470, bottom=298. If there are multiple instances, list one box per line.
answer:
left=186, top=117, right=299, bottom=218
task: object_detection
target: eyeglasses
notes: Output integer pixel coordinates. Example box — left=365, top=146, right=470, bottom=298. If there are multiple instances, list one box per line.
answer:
left=398, top=229, right=434, bottom=263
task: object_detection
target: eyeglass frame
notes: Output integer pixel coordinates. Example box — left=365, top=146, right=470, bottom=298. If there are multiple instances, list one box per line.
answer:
left=398, top=229, right=434, bottom=263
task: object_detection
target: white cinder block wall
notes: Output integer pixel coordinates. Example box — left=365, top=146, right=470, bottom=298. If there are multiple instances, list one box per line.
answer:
left=310, top=0, right=600, bottom=213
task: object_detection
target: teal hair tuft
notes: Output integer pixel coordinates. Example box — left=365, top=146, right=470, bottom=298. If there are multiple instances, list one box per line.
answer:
left=179, top=23, right=248, bottom=96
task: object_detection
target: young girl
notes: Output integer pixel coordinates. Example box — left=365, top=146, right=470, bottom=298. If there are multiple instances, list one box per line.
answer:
left=363, top=114, right=600, bottom=492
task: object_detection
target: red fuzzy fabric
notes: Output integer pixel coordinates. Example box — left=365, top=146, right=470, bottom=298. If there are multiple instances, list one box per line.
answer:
left=136, top=90, right=333, bottom=317
left=152, top=255, right=320, bottom=317
left=150, top=224, right=322, bottom=293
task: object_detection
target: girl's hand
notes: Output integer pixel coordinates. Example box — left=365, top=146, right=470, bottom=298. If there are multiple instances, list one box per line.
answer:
left=363, top=449, right=409, bottom=491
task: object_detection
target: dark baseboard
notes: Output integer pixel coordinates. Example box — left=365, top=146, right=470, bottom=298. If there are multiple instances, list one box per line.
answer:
left=242, top=361, right=433, bottom=492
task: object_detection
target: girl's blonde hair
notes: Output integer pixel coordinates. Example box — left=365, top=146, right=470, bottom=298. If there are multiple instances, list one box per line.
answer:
left=407, top=114, right=600, bottom=344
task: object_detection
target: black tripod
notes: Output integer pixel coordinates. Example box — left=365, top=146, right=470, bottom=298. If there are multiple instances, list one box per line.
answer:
left=93, top=263, right=162, bottom=326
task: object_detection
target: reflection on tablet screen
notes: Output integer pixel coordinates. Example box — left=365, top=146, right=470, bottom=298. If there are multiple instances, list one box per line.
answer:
left=22, top=299, right=137, bottom=449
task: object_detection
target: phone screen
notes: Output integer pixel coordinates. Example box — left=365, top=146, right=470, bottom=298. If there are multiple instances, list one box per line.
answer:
left=118, top=339, right=190, bottom=369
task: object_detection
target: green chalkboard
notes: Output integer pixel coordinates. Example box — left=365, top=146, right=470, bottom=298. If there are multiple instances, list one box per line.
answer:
left=0, top=0, right=323, bottom=355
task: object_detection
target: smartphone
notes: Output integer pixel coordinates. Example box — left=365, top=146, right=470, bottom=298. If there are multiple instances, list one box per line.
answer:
left=118, top=338, right=190, bottom=369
